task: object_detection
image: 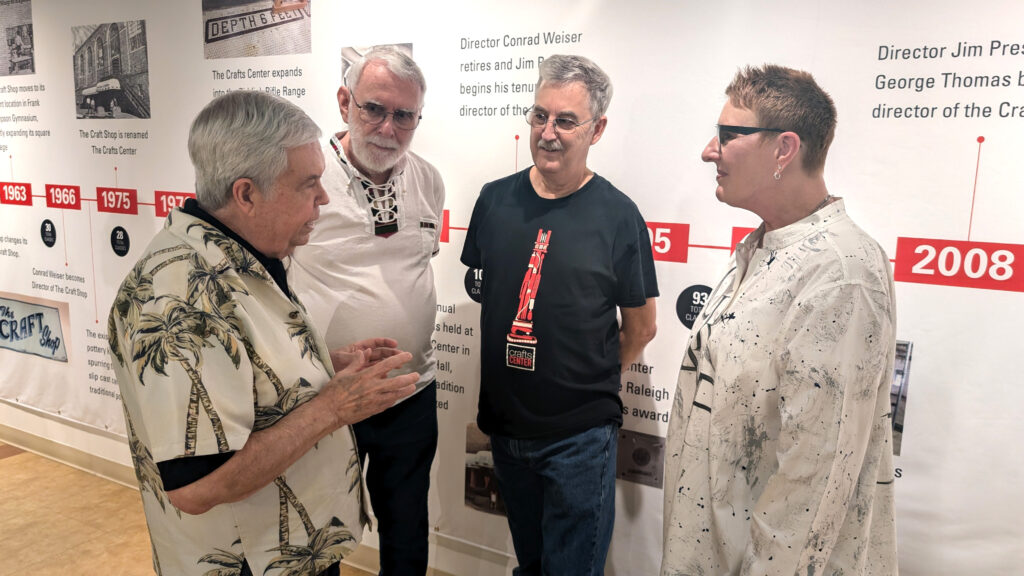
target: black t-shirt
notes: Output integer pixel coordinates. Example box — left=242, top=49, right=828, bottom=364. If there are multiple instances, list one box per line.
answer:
left=461, top=168, right=659, bottom=439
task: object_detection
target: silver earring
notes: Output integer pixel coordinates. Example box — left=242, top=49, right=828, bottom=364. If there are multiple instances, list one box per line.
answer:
left=773, top=166, right=782, bottom=181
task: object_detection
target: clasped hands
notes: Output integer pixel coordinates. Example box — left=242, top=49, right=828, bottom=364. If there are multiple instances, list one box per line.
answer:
left=324, top=337, right=419, bottom=427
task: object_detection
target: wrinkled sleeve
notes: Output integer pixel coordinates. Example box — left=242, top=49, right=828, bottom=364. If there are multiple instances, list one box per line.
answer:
left=742, top=280, right=893, bottom=575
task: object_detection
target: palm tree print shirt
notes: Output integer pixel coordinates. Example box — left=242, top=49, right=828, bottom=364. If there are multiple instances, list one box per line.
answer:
left=108, top=208, right=365, bottom=576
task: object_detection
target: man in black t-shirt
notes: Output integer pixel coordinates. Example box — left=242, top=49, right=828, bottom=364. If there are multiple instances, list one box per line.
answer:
left=462, top=54, right=659, bottom=576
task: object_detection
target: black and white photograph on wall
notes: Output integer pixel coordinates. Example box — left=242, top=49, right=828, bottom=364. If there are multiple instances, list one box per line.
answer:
left=616, top=428, right=665, bottom=489
left=72, top=21, right=151, bottom=119
left=202, top=0, right=311, bottom=60
left=1, top=0, right=33, bottom=76
left=465, top=423, right=506, bottom=516
left=891, top=340, right=914, bottom=456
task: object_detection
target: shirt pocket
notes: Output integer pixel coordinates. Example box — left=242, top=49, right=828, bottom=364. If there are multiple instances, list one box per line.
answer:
left=419, top=218, right=439, bottom=259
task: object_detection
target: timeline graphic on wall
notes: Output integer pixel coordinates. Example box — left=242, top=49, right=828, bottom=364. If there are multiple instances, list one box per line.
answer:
left=2, top=2, right=1023, bottom=575
left=1, top=180, right=193, bottom=319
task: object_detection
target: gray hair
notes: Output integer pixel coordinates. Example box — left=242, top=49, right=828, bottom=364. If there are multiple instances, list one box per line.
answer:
left=188, top=90, right=321, bottom=211
left=347, top=45, right=426, bottom=101
left=536, top=54, right=613, bottom=119
left=726, top=64, right=837, bottom=174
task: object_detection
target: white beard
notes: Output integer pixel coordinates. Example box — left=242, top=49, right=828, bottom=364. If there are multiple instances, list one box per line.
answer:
left=351, top=132, right=407, bottom=176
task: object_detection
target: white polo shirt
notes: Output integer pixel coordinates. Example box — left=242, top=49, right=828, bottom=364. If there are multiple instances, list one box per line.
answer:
left=290, top=133, right=445, bottom=394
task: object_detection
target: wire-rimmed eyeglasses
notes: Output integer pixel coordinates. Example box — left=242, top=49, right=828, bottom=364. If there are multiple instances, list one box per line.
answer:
left=351, top=91, right=421, bottom=130
left=525, top=106, right=596, bottom=134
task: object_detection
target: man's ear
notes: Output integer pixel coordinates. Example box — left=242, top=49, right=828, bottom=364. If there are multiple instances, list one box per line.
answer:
left=230, top=178, right=260, bottom=216
left=337, top=85, right=352, bottom=124
left=590, top=116, right=608, bottom=146
left=775, top=131, right=801, bottom=172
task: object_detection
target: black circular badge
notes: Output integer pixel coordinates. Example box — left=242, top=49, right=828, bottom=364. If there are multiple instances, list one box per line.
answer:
left=110, top=226, right=130, bottom=257
left=632, top=446, right=652, bottom=467
left=464, top=268, right=483, bottom=303
left=40, top=219, right=56, bottom=247
left=676, top=284, right=712, bottom=329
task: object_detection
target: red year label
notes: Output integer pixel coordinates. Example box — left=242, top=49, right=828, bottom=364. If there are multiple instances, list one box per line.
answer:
left=646, top=222, right=690, bottom=263
left=45, top=184, right=82, bottom=210
left=0, top=182, right=32, bottom=206
left=895, top=237, right=1023, bottom=293
left=154, top=191, right=195, bottom=217
left=97, top=187, right=138, bottom=215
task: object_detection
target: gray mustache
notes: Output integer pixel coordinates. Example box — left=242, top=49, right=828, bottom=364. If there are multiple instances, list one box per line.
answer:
left=537, top=139, right=563, bottom=151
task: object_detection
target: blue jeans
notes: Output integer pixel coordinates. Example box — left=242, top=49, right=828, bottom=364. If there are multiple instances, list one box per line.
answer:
left=490, top=423, right=618, bottom=576
left=353, top=382, right=438, bottom=576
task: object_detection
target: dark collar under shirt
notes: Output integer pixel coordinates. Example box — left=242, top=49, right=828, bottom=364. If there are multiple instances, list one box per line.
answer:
left=180, top=198, right=292, bottom=298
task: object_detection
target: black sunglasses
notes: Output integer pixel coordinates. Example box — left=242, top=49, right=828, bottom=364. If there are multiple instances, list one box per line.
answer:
left=716, top=124, right=786, bottom=151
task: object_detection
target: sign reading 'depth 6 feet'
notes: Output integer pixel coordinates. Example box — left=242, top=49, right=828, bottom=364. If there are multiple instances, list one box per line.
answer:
left=1, top=182, right=32, bottom=206
left=895, top=237, right=1024, bottom=293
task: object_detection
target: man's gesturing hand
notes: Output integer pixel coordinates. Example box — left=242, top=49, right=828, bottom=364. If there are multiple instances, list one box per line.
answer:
left=322, top=349, right=419, bottom=427
left=330, top=337, right=401, bottom=372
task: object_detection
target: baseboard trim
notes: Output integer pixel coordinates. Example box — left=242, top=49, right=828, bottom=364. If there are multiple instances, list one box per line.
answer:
left=340, top=541, right=459, bottom=576
left=0, top=422, right=137, bottom=489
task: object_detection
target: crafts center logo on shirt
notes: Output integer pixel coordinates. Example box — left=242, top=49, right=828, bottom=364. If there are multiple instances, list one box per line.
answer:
left=505, top=229, right=550, bottom=371
left=506, top=343, right=536, bottom=371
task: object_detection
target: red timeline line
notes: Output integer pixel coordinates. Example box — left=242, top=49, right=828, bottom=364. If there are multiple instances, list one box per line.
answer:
left=967, top=136, right=984, bottom=242
left=515, top=134, right=520, bottom=173
left=86, top=199, right=99, bottom=323
left=61, top=211, right=68, bottom=266
left=439, top=210, right=450, bottom=243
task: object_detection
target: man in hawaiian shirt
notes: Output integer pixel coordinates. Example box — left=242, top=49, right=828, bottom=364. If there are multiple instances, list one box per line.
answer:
left=108, top=90, right=417, bottom=576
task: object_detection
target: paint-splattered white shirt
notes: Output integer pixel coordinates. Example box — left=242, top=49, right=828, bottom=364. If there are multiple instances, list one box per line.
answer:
left=662, top=200, right=898, bottom=576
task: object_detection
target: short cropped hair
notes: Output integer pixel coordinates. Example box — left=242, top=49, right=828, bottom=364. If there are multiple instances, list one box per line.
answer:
left=347, top=45, right=426, bottom=103
left=536, top=54, right=613, bottom=119
left=726, top=64, right=836, bottom=174
left=188, top=90, right=321, bottom=211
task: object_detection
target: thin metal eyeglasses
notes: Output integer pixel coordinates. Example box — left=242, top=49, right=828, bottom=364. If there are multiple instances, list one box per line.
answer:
left=525, top=106, right=596, bottom=134
left=351, top=92, right=422, bottom=130
left=716, top=124, right=785, bottom=153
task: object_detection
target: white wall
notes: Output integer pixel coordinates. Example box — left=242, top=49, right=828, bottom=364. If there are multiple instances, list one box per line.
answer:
left=1, top=1, right=1023, bottom=574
